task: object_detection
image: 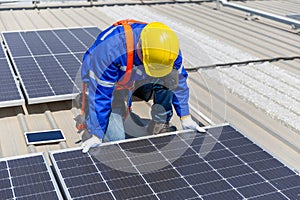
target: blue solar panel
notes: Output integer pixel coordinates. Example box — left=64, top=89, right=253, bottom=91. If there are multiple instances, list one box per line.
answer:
left=69, top=28, right=99, bottom=48
left=2, top=32, right=31, bottom=57
left=21, top=31, right=51, bottom=56
left=35, top=56, right=75, bottom=95
left=0, top=44, right=5, bottom=58
left=52, top=29, right=87, bottom=53
left=287, top=14, right=300, bottom=21
left=2, top=27, right=100, bottom=104
left=50, top=124, right=300, bottom=200
left=25, top=129, right=66, bottom=145
left=13, top=57, right=54, bottom=98
left=74, top=52, right=85, bottom=62
left=0, top=153, right=63, bottom=199
left=38, top=30, right=70, bottom=54
left=85, top=26, right=103, bottom=38
left=55, top=54, right=82, bottom=88
left=0, top=45, right=24, bottom=107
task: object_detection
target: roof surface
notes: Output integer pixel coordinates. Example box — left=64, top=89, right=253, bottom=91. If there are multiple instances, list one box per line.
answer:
left=0, top=0, right=299, bottom=172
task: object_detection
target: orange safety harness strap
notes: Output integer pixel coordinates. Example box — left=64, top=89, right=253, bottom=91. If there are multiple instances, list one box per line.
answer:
left=113, top=19, right=147, bottom=90
left=113, top=20, right=147, bottom=120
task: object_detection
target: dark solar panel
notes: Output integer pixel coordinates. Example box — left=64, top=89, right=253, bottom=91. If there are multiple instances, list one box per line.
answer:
left=0, top=153, right=63, bottom=199
left=85, top=26, right=103, bottom=38
left=2, top=27, right=100, bottom=104
left=20, top=31, right=51, bottom=56
left=0, top=45, right=24, bottom=107
left=2, top=32, right=31, bottom=57
left=50, top=124, right=300, bottom=200
left=287, top=14, right=300, bottom=21
left=52, top=29, right=87, bottom=53
left=0, top=44, right=5, bottom=58
left=69, top=28, right=98, bottom=48
left=25, top=129, right=66, bottom=145
left=38, top=30, right=70, bottom=54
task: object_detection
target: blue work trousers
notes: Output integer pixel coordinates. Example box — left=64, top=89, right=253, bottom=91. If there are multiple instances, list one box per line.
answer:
left=103, top=81, right=173, bottom=142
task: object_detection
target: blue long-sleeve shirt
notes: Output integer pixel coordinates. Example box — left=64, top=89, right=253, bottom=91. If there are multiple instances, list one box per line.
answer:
left=81, top=22, right=190, bottom=139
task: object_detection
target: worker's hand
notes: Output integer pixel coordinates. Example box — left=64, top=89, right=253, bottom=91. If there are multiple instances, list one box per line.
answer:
left=81, top=135, right=102, bottom=153
left=74, top=114, right=87, bottom=133
left=181, top=115, right=206, bottom=133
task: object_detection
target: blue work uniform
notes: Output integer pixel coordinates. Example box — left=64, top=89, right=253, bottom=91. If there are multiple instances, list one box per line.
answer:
left=81, top=22, right=190, bottom=139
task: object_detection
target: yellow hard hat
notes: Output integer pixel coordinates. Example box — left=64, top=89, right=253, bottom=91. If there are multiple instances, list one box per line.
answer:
left=140, top=22, right=179, bottom=78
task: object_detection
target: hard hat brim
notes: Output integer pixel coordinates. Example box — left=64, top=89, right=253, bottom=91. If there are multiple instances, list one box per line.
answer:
left=144, top=62, right=173, bottom=78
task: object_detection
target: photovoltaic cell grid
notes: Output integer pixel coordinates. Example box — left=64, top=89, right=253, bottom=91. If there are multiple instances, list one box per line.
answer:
left=0, top=44, right=24, bottom=108
left=0, top=153, right=63, bottom=199
left=1, top=27, right=100, bottom=104
left=50, top=124, right=300, bottom=200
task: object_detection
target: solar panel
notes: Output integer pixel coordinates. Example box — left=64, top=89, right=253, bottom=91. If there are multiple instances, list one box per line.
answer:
left=287, top=14, right=300, bottom=21
left=1, top=27, right=100, bottom=104
left=0, top=44, right=5, bottom=57
left=0, top=152, right=63, bottom=199
left=24, top=129, right=66, bottom=145
left=0, top=44, right=24, bottom=108
left=50, top=124, right=300, bottom=200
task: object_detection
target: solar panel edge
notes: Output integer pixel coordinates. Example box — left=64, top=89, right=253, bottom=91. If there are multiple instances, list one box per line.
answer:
left=50, top=146, right=82, bottom=154
left=0, top=98, right=25, bottom=108
left=49, top=148, right=82, bottom=200
left=52, top=129, right=193, bottom=151
left=0, top=42, right=25, bottom=108
left=205, top=122, right=231, bottom=129
left=1, top=26, right=99, bottom=35
left=0, top=151, right=43, bottom=162
left=27, top=93, right=78, bottom=104
left=40, top=152, right=65, bottom=200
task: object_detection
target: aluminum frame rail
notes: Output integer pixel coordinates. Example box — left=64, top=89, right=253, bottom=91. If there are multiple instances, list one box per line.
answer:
left=0, top=0, right=212, bottom=11
left=217, top=0, right=300, bottom=29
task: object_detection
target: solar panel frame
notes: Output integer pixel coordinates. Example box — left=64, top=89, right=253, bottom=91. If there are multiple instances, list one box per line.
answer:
left=1, top=27, right=100, bottom=104
left=49, top=124, right=300, bottom=200
left=0, top=43, right=25, bottom=108
left=0, top=152, right=63, bottom=199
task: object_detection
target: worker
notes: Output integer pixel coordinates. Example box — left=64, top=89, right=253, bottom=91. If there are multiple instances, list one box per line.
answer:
left=78, top=19, right=206, bottom=153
